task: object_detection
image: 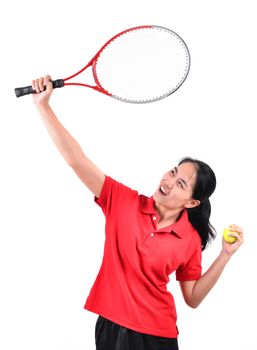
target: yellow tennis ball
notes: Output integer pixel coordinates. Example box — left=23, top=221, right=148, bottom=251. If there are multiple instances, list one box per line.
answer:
left=223, top=227, right=237, bottom=243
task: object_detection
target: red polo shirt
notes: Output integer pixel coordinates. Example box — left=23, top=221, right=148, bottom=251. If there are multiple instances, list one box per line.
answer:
left=84, top=176, right=202, bottom=338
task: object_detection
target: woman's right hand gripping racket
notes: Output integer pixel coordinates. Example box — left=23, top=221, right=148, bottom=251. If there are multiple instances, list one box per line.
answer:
left=15, top=25, right=190, bottom=104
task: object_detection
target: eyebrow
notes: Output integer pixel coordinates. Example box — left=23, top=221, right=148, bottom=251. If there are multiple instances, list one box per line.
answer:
left=174, top=166, right=188, bottom=188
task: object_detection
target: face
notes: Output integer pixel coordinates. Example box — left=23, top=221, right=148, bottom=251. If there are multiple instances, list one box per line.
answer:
left=153, top=162, right=200, bottom=212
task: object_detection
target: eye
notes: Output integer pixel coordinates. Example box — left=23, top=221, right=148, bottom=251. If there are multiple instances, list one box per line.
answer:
left=178, top=181, right=184, bottom=189
left=170, top=169, right=175, bottom=176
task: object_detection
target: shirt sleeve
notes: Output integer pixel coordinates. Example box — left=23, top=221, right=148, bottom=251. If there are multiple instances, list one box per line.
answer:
left=94, top=175, right=138, bottom=216
left=175, top=242, right=202, bottom=281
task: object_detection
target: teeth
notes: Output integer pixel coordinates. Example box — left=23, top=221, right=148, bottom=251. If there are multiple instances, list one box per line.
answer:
left=160, top=185, right=167, bottom=195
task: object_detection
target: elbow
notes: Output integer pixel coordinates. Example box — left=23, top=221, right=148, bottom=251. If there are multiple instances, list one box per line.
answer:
left=64, top=149, right=86, bottom=168
left=186, top=298, right=201, bottom=309
left=188, top=303, right=199, bottom=309
left=67, top=155, right=84, bottom=169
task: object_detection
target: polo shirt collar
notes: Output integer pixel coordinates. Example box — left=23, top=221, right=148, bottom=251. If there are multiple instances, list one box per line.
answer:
left=140, top=195, right=193, bottom=238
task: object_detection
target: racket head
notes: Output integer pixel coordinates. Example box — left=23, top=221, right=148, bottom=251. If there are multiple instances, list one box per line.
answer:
left=92, top=25, right=191, bottom=103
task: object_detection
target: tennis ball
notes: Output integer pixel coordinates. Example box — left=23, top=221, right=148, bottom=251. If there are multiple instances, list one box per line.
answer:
left=223, top=227, right=237, bottom=243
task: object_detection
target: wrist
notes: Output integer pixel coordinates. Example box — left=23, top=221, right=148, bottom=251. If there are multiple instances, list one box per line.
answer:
left=34, top=100, right=51, bottom=111
left=219, top=249, right=232, bottom=261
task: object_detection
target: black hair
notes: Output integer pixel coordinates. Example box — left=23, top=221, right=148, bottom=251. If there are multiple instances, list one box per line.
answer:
left=178, top=157, right=217, bottom=251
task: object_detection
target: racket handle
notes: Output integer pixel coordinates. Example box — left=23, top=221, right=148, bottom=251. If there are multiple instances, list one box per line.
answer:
left=15, top=79, right=64, bottom=98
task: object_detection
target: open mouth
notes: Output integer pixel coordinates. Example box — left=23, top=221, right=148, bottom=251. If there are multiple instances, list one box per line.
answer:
left=159, top=184, right=168, bottom=196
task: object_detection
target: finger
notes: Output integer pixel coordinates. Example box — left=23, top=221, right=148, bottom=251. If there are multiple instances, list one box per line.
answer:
left=44, top=74, right=51, bottom=84
left=34, top=78, right=44, bottom=93
left=229, top=232, right=244, bottom=246
left=38, top=77, right=45, bottom=92
left=234, top=235, right=244, bottom=246
left=34, top=79, right=41, bottom=93
left=32, top=80, right=36, bottom=91
left=44, top=75, right=53, bottom=92
left=229, top=232, right=240, bottom=241
left=229, top=224, right=243, bottom=234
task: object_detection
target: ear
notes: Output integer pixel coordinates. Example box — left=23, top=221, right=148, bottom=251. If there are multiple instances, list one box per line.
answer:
left=185, top=199, right=200, bottom=209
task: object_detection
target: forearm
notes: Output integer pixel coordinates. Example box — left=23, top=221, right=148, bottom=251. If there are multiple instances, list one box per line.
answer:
left=190, top=251, right=231, bottom=308
left=36, top=103, right=85, bottom=166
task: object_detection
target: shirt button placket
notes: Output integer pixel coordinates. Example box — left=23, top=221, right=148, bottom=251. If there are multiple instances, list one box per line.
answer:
left=151, top=215, right=157, bottom=237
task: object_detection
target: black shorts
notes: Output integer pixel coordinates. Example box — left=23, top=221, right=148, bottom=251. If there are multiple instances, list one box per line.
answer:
left=95, top=315, right=179, bottom=350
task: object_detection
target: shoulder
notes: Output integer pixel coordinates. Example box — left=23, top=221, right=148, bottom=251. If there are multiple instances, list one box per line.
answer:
left=95, top=175, right=139, bottom=208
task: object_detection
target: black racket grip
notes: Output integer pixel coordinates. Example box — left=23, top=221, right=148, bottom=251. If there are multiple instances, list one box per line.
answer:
left=15, top=79, right=64, bottom=98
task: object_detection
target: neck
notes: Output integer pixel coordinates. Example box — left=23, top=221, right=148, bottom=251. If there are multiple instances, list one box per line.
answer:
left=154, top=203, right=183, bottom=225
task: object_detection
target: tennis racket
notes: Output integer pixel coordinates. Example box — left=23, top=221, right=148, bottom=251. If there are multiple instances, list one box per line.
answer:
left=15, top=25, right=190, bottom=104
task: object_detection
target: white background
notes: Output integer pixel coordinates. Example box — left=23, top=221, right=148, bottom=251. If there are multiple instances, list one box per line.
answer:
left=1, top=0, right=256, bottom=349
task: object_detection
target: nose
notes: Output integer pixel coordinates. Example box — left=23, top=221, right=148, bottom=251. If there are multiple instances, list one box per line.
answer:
left=166, top=174, right=176, bottom=189
left=167, top=182, right=174, bottom=189
left=164, top=179, right=174, bottom=191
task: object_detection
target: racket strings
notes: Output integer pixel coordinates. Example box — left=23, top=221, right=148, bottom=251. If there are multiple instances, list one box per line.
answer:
left=62, top=26, right=190, bottom=103
left=94, top=26, right=190, bottom=103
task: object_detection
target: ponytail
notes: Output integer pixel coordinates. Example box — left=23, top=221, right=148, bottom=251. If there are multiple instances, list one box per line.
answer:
left=179, top=157, right=217, bottom=251
left=186, top=199, right=216, bottom=251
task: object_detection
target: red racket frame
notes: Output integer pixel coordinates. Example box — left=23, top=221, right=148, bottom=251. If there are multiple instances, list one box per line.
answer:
left=63, top=25, right=152, bottom=96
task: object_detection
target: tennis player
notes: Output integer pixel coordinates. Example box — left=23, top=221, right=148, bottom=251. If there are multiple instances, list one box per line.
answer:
left=31, top=76, right=244, bottom=350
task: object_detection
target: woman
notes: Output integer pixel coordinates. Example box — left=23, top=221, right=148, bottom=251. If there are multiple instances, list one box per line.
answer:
left=31, top=76, right=244, bottom=350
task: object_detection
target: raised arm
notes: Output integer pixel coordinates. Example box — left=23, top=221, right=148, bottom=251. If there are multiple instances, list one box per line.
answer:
left=32, top=75, right=105, bottom=198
